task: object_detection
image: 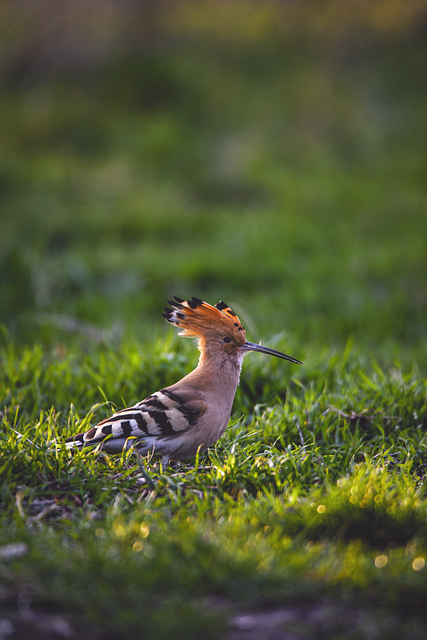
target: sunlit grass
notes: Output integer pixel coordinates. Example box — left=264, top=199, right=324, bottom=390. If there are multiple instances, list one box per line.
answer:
left=1, top=334, right=427, bottom=636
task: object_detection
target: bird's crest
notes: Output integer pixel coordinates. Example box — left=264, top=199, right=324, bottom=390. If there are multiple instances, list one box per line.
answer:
left=163, top=296, right=246, bottom=341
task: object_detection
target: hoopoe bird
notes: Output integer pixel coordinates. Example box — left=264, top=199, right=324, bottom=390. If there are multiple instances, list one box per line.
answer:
left=66, top=297, right=302, bottom=465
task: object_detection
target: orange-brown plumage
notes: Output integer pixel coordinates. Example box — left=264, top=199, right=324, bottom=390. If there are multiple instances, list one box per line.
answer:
left=66, top=296, right=302, bottom=465
left=162, top=296, right=247, bottom=364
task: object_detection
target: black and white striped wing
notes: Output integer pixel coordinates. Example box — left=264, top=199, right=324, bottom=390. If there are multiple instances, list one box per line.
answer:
left=66, top=388, right=207, bottom=450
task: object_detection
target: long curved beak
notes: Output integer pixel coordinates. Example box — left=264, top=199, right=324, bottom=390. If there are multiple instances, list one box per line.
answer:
left=240, top=341, right=302, bottom=365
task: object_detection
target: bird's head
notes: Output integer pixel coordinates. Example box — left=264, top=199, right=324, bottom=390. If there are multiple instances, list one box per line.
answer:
left=163, top=296, right=302, bottom=365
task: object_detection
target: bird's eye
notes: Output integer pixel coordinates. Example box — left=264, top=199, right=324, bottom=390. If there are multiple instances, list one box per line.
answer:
left=223, top=337, right=232, bottom=343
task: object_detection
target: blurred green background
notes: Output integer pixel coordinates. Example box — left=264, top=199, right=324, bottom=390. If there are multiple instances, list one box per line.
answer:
left=1, top=0, right=426, bottom=365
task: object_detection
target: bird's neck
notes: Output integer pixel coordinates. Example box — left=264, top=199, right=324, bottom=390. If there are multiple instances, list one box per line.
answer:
left=186, top=349, right=244, bottom=398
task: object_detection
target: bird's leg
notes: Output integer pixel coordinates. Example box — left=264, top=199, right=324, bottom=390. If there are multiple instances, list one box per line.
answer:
left=161, top=454, right=170, bottom=468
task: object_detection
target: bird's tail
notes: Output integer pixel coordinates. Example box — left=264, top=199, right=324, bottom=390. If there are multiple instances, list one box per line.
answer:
left=65, top=433, right=85, bottom=450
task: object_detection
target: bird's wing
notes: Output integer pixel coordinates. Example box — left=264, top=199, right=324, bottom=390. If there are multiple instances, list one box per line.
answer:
left=71, top=387, right=208, bottom=447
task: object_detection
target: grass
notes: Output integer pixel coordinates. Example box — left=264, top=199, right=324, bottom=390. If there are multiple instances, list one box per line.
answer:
left=1, top=338, right=427, bottom=637
left=1, top=31, right=427, bottom=638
